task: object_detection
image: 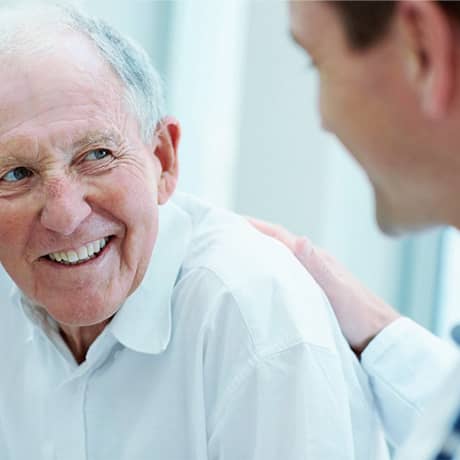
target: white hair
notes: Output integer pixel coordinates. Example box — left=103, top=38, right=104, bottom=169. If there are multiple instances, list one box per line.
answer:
left=0, top=1, right=165, bottom=142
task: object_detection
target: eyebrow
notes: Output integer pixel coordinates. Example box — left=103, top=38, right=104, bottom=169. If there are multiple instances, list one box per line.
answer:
left=0, top=131, right=124, bottom=166
left=70, top=131, right=124, bottom=152
left=0, top=137, right=39, bottom=166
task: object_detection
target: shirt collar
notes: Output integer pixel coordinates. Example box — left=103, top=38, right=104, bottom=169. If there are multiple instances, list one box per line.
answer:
left=108, top=198, right=192, bottom=355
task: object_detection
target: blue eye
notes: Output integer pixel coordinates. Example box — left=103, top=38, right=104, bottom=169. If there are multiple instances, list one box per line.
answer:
left=84, top=149, right=111, bottom=161
left=2, top=167, right=33, bottom=182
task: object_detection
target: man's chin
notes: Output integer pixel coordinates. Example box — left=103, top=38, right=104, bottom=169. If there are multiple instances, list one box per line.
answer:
left=375, top=202, right=432, bottom=237
left=372, top=185, right=413, bottom=237
left=375, top=210, right=405, bottom=237
left=33, top=290, right=121, bottom=329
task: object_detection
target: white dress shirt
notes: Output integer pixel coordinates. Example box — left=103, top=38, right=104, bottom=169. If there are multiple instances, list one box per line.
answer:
left=361, top=317, right=460, bottom=459
left=0, top=193, right=389, bottom=460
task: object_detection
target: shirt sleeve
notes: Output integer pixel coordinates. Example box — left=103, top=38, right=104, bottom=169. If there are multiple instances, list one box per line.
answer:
left=361, top=317, right=460, bottom=447
left=207, top=343, right=356, bottom=460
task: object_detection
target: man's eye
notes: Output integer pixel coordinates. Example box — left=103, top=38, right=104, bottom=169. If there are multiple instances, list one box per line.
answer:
left=84, top=149, right=112, bottom=161
left=1, top=167, right=33, bottom=183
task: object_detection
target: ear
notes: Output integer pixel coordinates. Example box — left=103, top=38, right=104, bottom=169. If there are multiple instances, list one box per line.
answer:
left=398, top=0, right=455, bottom=119
left=152, top=116, right=181, bottom=205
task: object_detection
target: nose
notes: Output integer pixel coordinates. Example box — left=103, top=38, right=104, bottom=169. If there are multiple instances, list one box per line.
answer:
left=40, top=177, right=91, bottom=236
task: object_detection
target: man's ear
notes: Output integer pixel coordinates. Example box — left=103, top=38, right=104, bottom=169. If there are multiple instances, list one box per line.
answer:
left=152, top=116, right=180, bottom=205
left=398, top=0, right=455, bottom=119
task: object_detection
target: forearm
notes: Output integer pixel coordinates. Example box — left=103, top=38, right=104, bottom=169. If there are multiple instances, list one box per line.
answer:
left=362, top=317, right=460, bottom=447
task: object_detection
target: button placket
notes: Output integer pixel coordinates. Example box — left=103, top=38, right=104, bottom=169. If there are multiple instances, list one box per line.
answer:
left=48, top=377, right=89, bottom=460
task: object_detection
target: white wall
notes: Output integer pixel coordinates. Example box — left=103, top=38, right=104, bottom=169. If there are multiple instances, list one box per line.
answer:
left=167, top=0, right=249, bottom=209
left=0, top=267, right=11, bottom=294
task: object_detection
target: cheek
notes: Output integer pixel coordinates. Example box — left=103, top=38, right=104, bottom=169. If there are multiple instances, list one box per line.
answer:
left=101, top=160, right=159, bottom=213
left=0, top=200, right=36, bottom=263
left=98, top=168, right=160, bottom=252
left=318, top=76, right=345, bottom=134
left=318, top=75, right=378, bottom=156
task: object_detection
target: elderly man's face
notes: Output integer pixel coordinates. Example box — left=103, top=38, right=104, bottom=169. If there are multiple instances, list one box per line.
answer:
left=0, top=34, right=178, bottom=327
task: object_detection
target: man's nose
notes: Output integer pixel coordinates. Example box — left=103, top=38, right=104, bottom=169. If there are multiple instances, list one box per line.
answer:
left=39, top=177, right=91, bottom=236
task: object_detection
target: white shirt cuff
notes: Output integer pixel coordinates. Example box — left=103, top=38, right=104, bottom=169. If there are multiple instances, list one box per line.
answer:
left=360, top=317, right=459, bottom=446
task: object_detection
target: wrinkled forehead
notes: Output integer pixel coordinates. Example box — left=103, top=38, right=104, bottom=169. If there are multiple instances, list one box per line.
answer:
left=0, top=31, right=126, bottom=140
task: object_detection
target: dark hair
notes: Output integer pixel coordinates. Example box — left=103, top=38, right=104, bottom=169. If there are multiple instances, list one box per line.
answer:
left=333, top=1, right=460, bottom=49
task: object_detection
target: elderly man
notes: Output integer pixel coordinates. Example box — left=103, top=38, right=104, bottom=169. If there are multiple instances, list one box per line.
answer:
left=0, top=4, right=389, bottom=460
left=253, top=2, right=460, bottom=460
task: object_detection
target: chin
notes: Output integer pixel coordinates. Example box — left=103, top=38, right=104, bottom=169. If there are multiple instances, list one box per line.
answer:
left=373, top=192, right=397, bottom=235
left=375, top=209, right=404, bottom=236
left=372, top=183, right=411, bottom=237
left=375, top=200, right=434, bottom=237
left=38, top=291, right=122, bottom=328
left=377, top=219, right=419, bottom=237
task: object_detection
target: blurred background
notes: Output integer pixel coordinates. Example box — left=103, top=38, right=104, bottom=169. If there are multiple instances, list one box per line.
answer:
left=0, top=0, right=458, bottom=341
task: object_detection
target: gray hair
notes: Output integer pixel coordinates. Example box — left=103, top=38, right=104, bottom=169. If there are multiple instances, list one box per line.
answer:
left=0, top=1, right=165, bottom=142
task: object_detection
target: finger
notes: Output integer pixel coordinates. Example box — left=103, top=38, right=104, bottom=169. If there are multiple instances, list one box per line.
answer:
left=293, top=236, right=314, bottom=261
left=247, top=217, right=299, bottom=252
left=247, top=217, right=276, bottom=235
left=295, top=238, right=337, bottom=288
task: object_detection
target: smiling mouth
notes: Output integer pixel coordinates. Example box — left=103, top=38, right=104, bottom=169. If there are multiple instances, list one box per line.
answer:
left=43, top=236, right=113, bottom=266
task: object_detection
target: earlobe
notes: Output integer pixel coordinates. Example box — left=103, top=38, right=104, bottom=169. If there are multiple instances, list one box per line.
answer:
left=152, top=117, right=181, bottom=205
left=399, top=0, right=455, bottom=119
left=157, top=173, right=178, bottom=205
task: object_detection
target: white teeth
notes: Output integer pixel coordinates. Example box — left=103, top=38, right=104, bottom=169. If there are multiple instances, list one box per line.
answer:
left=87, top=242, right=95, bottom=257
left=77, top=246, right=88, bottom=260
left=47, top=237, right=109, bottom=265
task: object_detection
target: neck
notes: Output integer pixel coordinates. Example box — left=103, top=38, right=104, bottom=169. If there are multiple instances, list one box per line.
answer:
left=59, top=319, right=111, bottom=364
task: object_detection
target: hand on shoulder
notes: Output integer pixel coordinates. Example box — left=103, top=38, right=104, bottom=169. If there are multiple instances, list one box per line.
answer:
left=248, top=218, right=401, bottom=356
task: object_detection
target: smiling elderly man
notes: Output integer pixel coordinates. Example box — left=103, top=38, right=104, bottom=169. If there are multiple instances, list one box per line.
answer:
left=0, top=4, right=389, bottom=460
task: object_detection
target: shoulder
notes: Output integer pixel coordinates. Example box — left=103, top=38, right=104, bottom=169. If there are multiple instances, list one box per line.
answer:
left=171, top=193, right=337, bottom=357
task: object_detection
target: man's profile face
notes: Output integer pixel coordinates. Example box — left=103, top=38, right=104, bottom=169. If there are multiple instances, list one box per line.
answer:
left=289, top=2, right=441, bottom=234
left=0, top=32, right=165, bottom=327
